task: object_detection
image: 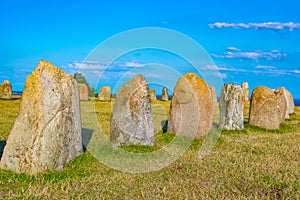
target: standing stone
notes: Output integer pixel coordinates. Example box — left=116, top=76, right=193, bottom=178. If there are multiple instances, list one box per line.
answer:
left=219, top=83, right=244, bottom=130
left=275, top=87, right=289, bottom=121
left=0, top=60, right=82, bottom=174
left=282, top=88, right=295, bottom=116
left=78, top=84, right=89, bottom=100
left=0, top=80, right=12, bottom=99
left=242, top=82, right=250, bottom=101
left=249, top=86, right=287, bottom=130
left=168, top=73, right=213, bottom=138
left=149, top=89, right=157, bottom=102
left=209, top=86, right=218, bottom=103
left=98, top=86, right=111, bottom=101
left=161, top=87, right=169, bottom=101
left=110, top=75, right=154, bottom=146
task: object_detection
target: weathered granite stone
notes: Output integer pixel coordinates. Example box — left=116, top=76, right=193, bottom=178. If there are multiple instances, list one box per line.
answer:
left=249, top=86, right=287, bottom=130
left=98, top=86, right=111, bottom=101
left=0, top=60, right=82, bottom=174
left=161, top=87, right=169, bottom=101
left=219, top=83, right=244, bottom=130
left=110, top=75, right=154, bottom=146
left=78, top=84, right=89, bottom=100
left=149, top=89, right=157, bottom=102
left=275, top=87, right=289, bottom=121
left=209, top=86, right=218, bottom=103
left=242, top=82, right=250, bottom=102
left=0, top=80, right=12, bottom=99
left=282, top=88, right=295, bottom=117
left=168, top=72, right=213, bottom=138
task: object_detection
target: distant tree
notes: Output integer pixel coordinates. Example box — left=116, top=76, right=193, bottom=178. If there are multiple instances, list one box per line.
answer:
left=73, top=73, right=95, bottom=97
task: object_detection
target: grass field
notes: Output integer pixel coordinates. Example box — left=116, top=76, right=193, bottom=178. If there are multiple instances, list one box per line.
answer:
left=0, top=98, right=299, bottom=199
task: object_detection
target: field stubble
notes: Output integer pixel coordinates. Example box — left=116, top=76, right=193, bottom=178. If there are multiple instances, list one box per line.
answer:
left=0, top=98, right=299, bottom=199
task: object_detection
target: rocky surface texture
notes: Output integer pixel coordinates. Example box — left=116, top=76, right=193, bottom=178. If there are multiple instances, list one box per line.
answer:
left=0, top=60, right=82, bottom=174
left=168, top=73, right=212, bottom=138
left=161, top=87, right=169, bottom=101
left=282, top=88, right=295, bottom=119
left=0, top=80, right=12, bottom=99
left=98, top=86, right=111, bottom=101
left=110, top=75, right=154, bottom=146
left=209, top=86, right=218, bottom=103
left=149, top=89, right=157, bottom=102
left=219, top=83, right=244, bottom=130
left=78, top=84, right=89, bottom=100
left=249, top=86, right=287, bottom=130
left=242, top=82, right=250, bottom=102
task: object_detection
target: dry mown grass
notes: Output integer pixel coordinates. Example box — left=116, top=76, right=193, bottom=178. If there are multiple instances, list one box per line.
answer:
left=0, top=98, right=299, bottom=199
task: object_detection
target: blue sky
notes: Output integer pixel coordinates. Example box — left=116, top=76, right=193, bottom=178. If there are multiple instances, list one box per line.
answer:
left=1, top=0, right=300, bottom=98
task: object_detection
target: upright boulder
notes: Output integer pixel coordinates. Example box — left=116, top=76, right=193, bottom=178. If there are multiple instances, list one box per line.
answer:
left=249, top=86, right=287, bottom=130
left=110, top=75, right=154, bottom=146
left=0, top=60, right=82, bottom=174
left=78, top=84, right=89, bottom=100
left=149, top=89, right=157, bottom=102
left=283, top=88, right=295, bottom=116
left=275, top=87, right=289, bottom=121
left=209, top=86, right=218, bottom=103
left=219, top=83, right=244, bottom=130
left=98, top=86, right=111, bottom=101
left=0, top=80, right=12, bottom=99
left=242, top=82, right=250, bottom=102
left=168, top=73, right=212, bottom=138
left=161, top=87, right=169, bottom=101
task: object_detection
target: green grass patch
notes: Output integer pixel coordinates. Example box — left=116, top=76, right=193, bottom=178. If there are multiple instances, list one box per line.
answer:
left=244, top=122, right=294, bottom=134
left=0, top=98, right=21, bottom=140
left=0, top=99, right=299, bottom=199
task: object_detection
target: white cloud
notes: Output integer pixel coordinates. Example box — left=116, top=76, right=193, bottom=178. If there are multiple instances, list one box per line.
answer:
left=205, top=65, right=219, bottom=70
left=209, top=22, right=300, bottom=31
left=250, top=68, right=300, bottom=77
left=256, top=65, right=276, bottom=69
left=62, top=61, right=108, bottom=70
left=205, top=65, right=246, bottom=72
left=206, top=64, right=300, bottom=78
left=147, top=73, right=161, bottom=78
left=212, top=72, right=227, bottom=79
left=211, top=49, right=287, bottom=61
left=64, top=61, right=146, bottom=71
left=74, top=61, right=108, bottom=70
left=67, top=63, right=75, bottom=68
left=291, top=69, right=300, bottom=74
left=122, top=62, right=145, bottom=68
left=227, top=47, right=241, bottom=51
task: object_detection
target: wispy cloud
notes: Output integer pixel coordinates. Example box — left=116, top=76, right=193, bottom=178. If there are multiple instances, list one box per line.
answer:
left=252, top=68, right=300, bottom=77
left=147, top=73, right=161, bottom=78
left=255, top=65, right=276, bottom=69
left=63, top=61, right=108, bottom=70
left=121, top=62, right=145, bottom=68
left=211, top=48, right=287, bottom=61
left=207, top=64, right=300, bottom=78
left=216, top=72, right=227, bottom=79
left=209, top=22, right=300, bottom=31
left=205, top=65, right=246, bottom=72
left=62, top=61, right=145, bottom=71
left=291, top=69, right=300, bottom=74
left=227, top=47, right=241, bottom=51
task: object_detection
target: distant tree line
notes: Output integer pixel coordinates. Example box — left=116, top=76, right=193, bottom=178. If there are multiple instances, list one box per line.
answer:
left=73, top=73, right=95, bottom=97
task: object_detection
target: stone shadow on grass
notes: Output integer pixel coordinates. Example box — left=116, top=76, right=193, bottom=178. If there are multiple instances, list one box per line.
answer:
left=161, top=120, right=168, bottom=133
left=0, top=96, right=22, bottom=101
left=82, top=128, right=93, bottom=152
left=0, top=141, right=6, bottom=159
